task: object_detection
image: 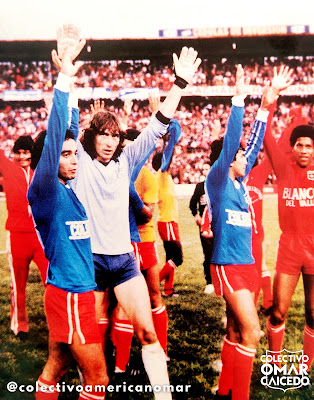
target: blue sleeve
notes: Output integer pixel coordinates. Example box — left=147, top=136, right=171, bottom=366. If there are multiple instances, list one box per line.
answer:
left=28, top=88, right=69, bottom=208
left=161, top=119, right=182, bottom=172
left=206, top=105, right=244, bottom=189
left=132, top=146, right=156, bottom=183
left=241, top=119, right=266, bottom=181
left=70, top=107, right=79, bottom=141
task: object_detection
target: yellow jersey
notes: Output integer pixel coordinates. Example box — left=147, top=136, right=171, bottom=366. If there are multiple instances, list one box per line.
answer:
left=135, top=166, right=158, bottom=242
left=157, top=170, right=178, bottom=223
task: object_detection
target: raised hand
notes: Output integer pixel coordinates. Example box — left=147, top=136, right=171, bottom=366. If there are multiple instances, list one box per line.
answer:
left=90, top=99, right=106, bottom=117
left=123, top=98, right=133, bottom=117
left=51, top=49, right=62, bottom=72
left=260, top=83, right=278, bottom=111
left=54, top=24, right=86, bottom=77
left=173, top=47, right=202, bottom=84
left=148, top=90, right=160, bottom=115
left=57, top=24, right=85, bottom=61
left=235, top=64, right=249, bottom=96
left=272, top=65, right=294, bottom=95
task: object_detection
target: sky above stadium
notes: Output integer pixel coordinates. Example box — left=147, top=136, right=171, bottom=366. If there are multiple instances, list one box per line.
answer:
left=2, top=0, right=314, bottom=40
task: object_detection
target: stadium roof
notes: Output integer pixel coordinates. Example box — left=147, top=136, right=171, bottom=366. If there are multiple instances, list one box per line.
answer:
left=1, top=35, right=314, bottom=62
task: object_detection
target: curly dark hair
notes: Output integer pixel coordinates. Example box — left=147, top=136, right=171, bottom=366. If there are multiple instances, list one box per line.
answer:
left=12, top=136, right=34, bottom=153
left=81, top=111, right=125, bottom=161
left=290, top=125, right=314, bottom=147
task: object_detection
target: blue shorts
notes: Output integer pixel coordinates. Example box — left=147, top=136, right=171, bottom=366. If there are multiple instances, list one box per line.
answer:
left=93, top=252, right=141, bottom=290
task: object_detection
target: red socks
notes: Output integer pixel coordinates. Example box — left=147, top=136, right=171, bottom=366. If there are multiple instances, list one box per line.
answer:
left=232, top=344, right=256, bottom=400
left=36, top=376, right=59, bottom=400
left=303, top=324, right=314, bottom=372
left=266, top=319, right=285, bottom=366
left=114, top=318, right=134, bottom=372
left=152, top=305, right=168, bottom=353
left=261, top=271, right=273, bottom=309
left=160, top=260, right=176, bottom=295
left=217, top=337, right=237, bottom=396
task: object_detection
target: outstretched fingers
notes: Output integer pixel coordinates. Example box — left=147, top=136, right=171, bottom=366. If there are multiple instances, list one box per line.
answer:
left=173, top=46, right=202, bottom=83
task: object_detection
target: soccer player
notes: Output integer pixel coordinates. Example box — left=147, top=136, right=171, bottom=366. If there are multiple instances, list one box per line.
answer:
left=189, top=162, right=214, bottom=294
left=206, top=65, right=292, bottom=400
left=0, top=136, right=48, bottom=337
left=28, top=25, right=108, bottom=400
left=247, top=161, right=274, bottom=316
left=153, top=119, right=183, bottom=297
left=246, top=104, right=308, bottom=315
left=70, top=46, right=201, bottom=399
left=265, top=67, right=314, bottom=372
left=113, top=127, right=168, bottom=374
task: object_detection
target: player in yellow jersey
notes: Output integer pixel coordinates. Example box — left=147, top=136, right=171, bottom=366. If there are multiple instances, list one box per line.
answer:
left=152, top=120, right=183, bottom=297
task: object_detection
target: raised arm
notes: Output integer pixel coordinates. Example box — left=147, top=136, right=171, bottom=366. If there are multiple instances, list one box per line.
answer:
left=263, top=66, right=294, bottom=177
left=51, top=47, right=79, bottom=141
left=158, top=47, right=201, bottom=119
left=207, top=65, right=247, bottom=184
left=161, top=119, right=182, bottom=172
left=0, top=149, right=14, bottom=176
left=28, top=25, right=85, bottom=204
left=125, top=47, right=201, bottom=170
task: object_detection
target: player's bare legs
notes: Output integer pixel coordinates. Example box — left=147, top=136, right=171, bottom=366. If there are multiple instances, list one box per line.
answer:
left=69, top=332, right=109, bottom=387
left=113, top=266, right=167, bottom=373
left=142, top=264, right=164, bottom=309
left=114, top=275, right=157, bottom=344
left=223, top=290, right=260, bottom=348
left=94, top=289, right=111, bottom=349
left=39, top=337, right=73, bottom=383
left=266, top=272, right=299, bottom=367
left=217, top=290, right=259, bottom=399
left=115, top=275, right=171, bottom=399
left=270, top=272, right=300, bottom=326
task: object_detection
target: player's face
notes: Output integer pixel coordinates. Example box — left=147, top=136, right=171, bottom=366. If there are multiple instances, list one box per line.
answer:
left=292, top=137, right=314, bottom=168
left=202, top=163, right=210, bottom=177
left=58, top=139, right=78, bottom=184
left=14, top=149, right=31, bottom=169
left=95, top=129, right=120, bottom=164
left=231, top=149, right=247, bottom=178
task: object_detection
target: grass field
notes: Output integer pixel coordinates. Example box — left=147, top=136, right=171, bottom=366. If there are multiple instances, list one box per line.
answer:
left=0, top=196, right=313, bottom=399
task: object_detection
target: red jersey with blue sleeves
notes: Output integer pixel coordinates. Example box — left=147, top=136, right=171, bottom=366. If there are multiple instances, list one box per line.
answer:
left=28, top=74, right=95, bottom=293
left=205, top=97, right=267, bottom=265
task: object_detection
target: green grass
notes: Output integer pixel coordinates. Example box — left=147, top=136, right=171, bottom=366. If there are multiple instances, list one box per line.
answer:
left=0, top=197, right=313, bottom=399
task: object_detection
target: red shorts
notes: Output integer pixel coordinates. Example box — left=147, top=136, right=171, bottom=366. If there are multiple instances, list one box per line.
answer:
left=132, top=242, right=159, bottom=271
left=210, top=264, right=259, bottom=296
left=276, top=233, right=314, bottom=275
left=158, top=221, right=180, bottom=241
left=44, top=285, right=100, bottom=344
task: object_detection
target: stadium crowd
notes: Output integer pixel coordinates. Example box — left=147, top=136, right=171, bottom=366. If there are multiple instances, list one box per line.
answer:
left=0, top=99, right=314, bottom=183
left=1, top=98, right=314, bottom=183
left=1, top=56, right=314, bottom=92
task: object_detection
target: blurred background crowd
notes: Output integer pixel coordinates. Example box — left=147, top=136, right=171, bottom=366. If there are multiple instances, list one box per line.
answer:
left=1, top=56, right=314, bottom=184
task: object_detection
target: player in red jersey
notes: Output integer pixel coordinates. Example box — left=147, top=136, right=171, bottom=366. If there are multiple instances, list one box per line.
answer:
left=265, top=69, right=314, bottom=372
left=0, top=136, right=48, bottom=337
left=246, top=104, right=309, bottom=315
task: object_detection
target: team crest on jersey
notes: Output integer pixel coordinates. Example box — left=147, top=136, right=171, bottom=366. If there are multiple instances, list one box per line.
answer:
left=66, top=220, right=90, bottom=240
left=225, top=209, right=251, bottom=227
left=307, top=171, right=314, bottom=181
